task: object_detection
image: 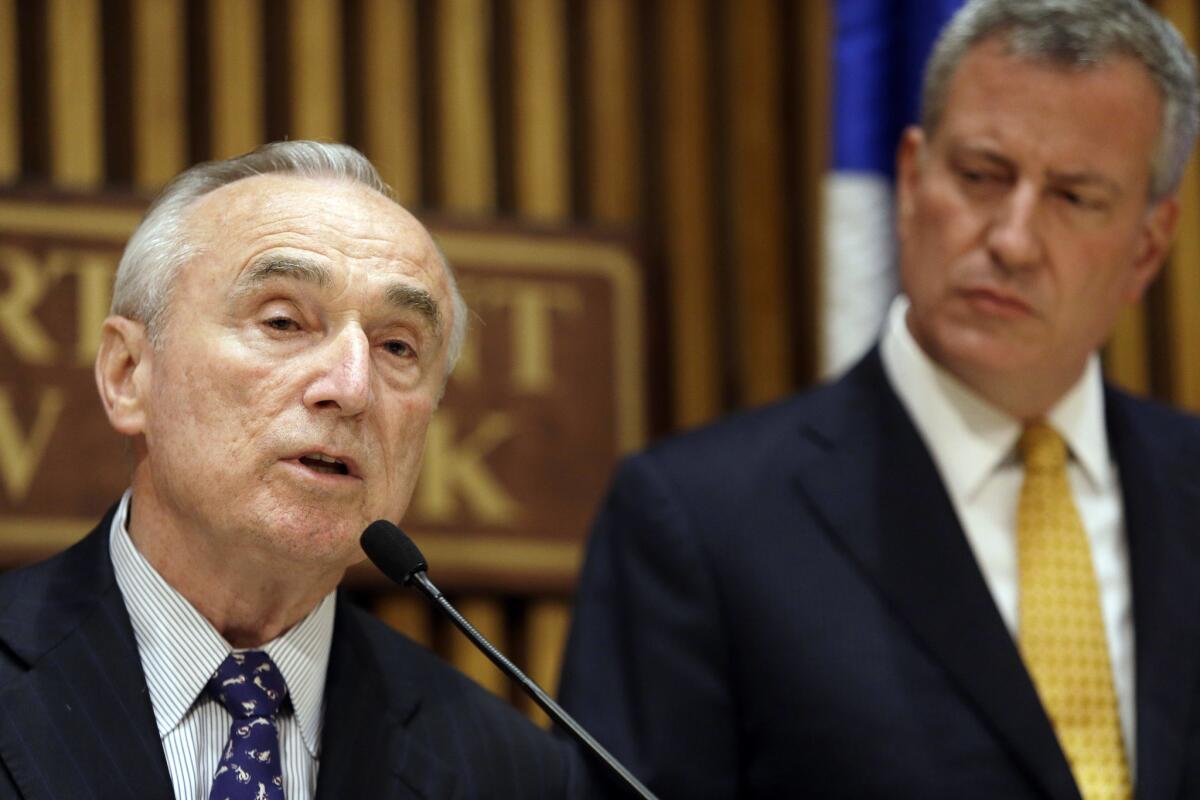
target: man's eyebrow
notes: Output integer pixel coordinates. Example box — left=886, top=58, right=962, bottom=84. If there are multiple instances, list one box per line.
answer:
left=387, top=282, right=443, bottom=337
left=236, top=256, right=332, bottom=290
left=1046, top=169, right=1123, bottom=196
left=949, top=144, right=1013, bottom=170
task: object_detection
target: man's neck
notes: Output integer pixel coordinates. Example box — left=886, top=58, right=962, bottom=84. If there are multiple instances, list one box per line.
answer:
left=125, top=494, right=342, bottom=648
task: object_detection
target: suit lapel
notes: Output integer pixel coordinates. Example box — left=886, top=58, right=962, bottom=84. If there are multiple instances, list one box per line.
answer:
left=1107, top=392, right=1200, bottom=800
left=315, top=598, right=459, bottom=800
left=0, top=520, right=173, bottom=800
left=792, top=352, right=1080, bottom=800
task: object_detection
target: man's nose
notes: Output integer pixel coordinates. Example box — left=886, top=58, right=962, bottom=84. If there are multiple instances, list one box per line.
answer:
left=986, top=183, right=1042, bottom=271
left=303, top=325, right=371, bottom=416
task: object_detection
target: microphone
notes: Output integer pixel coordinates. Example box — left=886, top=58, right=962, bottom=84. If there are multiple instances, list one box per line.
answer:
left=361, top=520, right=658, bottom=800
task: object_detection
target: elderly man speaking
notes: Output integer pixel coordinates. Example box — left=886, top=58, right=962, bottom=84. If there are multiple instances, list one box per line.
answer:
left=0, top=142, right=592, bottom=799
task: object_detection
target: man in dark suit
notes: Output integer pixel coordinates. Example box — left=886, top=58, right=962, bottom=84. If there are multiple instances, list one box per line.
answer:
left=559, top=1, right=1200, bottom=798
left=0, top=141, right=594, bottom=799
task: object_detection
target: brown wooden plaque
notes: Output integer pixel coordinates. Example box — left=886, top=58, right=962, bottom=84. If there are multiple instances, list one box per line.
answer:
left=0, top=195, right=645, bottom=592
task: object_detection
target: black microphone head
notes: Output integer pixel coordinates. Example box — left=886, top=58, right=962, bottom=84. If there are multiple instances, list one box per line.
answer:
left=361, top=520, right=428, bottom=585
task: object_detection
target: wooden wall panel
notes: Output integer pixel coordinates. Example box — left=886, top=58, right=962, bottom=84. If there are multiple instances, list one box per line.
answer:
left=209, top=0, right=265, bottom=159
left=584, top=0, right=641, bottom=223
left=288, top=0, right=343, bottom=141
left=659, top=0, right=721, bottom=428
left=437, top=0, right=496, bottom=213
left=47, top=0, right=103, bottom=187
left=0, top=0, right=17, bottom=182
left=360, top=0, right=421, bottom=205
left=725, top=0, right=793, bottom=407
left=1157, top=0, right=1200, bottom=411
left=132, top=0, right=187, bottom=190
left=512, top=0, right=569, bottom=220
left=1106, top=306, right=1150, bottom=396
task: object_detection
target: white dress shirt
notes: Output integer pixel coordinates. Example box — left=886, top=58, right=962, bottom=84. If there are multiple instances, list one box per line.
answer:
left=879, top=295, right=1136, bottom=770
left=108, top=491, right=336, bottom=800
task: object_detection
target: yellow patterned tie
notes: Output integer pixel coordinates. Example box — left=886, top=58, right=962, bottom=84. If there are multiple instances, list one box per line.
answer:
left=1017, top=422, right=1130, bottom=800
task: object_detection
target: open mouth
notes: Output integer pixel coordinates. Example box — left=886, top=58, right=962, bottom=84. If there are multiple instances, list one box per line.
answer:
left=298, top=453, right=350, bottom=476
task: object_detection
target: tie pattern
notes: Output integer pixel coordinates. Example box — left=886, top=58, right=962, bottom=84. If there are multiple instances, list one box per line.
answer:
left=1017, top=423, right=1130, bottom=800
left=206, top=651, right=289, bottom=800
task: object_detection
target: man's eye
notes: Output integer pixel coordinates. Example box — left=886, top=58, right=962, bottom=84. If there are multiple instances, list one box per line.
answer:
left=959, top=167, right=997, bottom=184
left=265, top=316, right=299, bottom=332
left=1057, top=189, right=1105, bottom=210
left=384, top=340, right=414, bottom=358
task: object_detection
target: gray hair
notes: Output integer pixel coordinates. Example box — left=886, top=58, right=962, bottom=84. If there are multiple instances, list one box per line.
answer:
left=921, top=0, right=1200, bottom=202
left=111, top=140, right=468, bottom=370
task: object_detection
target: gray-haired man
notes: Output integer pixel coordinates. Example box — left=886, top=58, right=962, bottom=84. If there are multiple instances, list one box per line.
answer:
left=0, top=142, right=595, bottom=799
left=561, top=1, right=1200, bottom=798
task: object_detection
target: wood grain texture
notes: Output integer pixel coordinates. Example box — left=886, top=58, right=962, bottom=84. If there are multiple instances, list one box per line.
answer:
left=584, top=0, right=640, bottom=223
left=0, top=0, right=17, bottom=181
left=361, top=0, right=420, bottom=205
left=48, top=0, right=103, bottom=186
left=512, top=0, right=569, bottom=219
left=448, top=597, right=509, bottom=696
left=437, top=0, right=496, bottom=213
left=209, top=0, right=265, bottom=158
left=725, top=0, right=793, bottom=407
left=288, top=0, right=343, bottom=140
left=522, top=599, right=570, bottom=726
left=1157, top=0, right=1200, bottom=410
left=659, top=0, right=721, bottom=427
left=133, top=0, right=187, bottom=190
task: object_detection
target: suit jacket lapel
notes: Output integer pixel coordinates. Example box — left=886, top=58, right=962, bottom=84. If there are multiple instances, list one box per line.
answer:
left=1107, top=391, right=1200, bottom=800
left=792, top=351, right=1080, bottom=800
left=315, top=597, right=459, bottom=800
left=0, top=517, right=173, bottom=800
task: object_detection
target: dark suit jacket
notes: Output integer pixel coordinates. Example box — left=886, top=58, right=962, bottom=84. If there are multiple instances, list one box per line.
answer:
left=559, top=349, right=1200, bottom=799
left=0, top=508, right=598, bottom=799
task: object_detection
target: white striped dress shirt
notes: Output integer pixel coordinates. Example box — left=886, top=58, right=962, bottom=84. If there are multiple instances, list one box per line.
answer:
left=108, top=491, right=336, bottom=800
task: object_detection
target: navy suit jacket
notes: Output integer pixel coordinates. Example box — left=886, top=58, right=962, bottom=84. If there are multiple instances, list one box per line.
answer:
left=0, top=508, right=598, bottom=799
left=559, top=349, right=1200, bottom=799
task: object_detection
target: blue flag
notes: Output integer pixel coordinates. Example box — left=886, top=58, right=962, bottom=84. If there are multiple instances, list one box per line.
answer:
left=821, top=0, right=964, bottom=376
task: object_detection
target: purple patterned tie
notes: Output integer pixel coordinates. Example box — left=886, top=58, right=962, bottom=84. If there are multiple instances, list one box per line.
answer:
left=206, top=651, right=289, bottom=800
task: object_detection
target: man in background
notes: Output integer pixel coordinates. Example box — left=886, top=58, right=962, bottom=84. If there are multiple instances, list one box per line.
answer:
left=560, top=1, right=1200, bottom=798
left=0, top=141, right=593, bottom=799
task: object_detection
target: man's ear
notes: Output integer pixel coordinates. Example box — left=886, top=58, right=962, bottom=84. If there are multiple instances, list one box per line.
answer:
left=94, top=316, right=151, bottom=436
left=1124, top=194, right=1180, bottom=303
left=895, top=126, right=926, bottom=244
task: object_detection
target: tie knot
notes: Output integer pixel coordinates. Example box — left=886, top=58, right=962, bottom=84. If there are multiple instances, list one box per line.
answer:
left=205, top=651, right=288, bottom=720
left=1020, top=422, right=1068, bottom=472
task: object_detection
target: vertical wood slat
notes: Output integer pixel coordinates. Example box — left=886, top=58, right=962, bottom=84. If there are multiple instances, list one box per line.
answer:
left=0, top=0, right=17, bottom=181
left=585, top=0, right=641, bottom=223
left=798, top=0, right=830, bottom=384
left=522, top=599, right=570, bottom=727
left=373, top=592, right=433, bottom=648
left=1158, top=0, right=1200, bottom=410
left=361, top=0, right=421, bottom=206
left=725, top=0, right=792, bottom=407
left=288, top=0, right=343, bottom=141
left=511, top=0, right=569, bottom=219
left=47, top=0, right=103, bottom=187
left=132, top=0, right=187, bottom=190
left=437, top=0, right=496, bottom=213
left=209, top=0, right=264, bottom=159
left=660, top=0, right=721, bottom=428
left=1105, top=306, right=1150, bottom=396
left=449, top=596, right=509, bottom=697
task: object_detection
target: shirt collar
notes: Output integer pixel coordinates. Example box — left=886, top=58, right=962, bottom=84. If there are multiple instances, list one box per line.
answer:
left=879, top=295, right=1112, bottom=502
left=109, top=490, right=335, bottom=757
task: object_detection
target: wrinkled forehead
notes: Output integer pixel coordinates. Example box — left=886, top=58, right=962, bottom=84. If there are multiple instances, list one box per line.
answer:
left=183, top=173, right=445, bottom=287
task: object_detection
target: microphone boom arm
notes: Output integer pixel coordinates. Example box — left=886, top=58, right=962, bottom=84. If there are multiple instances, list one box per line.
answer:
left=407, top=570, right=658, bottom=800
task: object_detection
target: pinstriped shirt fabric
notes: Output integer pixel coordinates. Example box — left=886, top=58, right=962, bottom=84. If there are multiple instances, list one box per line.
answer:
left=108, top=491, right=336, bottom=800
